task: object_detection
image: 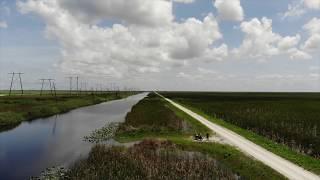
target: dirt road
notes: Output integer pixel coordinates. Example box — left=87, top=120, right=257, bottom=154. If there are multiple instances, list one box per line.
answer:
left=158, top=93, right=320, bottom=180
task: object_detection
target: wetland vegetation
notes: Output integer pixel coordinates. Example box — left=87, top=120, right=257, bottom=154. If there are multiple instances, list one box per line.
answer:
left=162, top=92, right=320, bottom=174
left=67, top=93, right=285, bottom=180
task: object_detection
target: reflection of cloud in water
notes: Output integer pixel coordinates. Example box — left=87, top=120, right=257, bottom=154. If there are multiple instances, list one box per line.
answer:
left=0, top=93, right=148, bottom=180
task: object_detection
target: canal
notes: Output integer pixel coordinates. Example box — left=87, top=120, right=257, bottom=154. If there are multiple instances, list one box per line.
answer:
left=0, top=93, right=147, bottom=180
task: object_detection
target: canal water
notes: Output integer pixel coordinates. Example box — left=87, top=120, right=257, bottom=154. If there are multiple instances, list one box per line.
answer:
left=0, top=93, right=148, bottom=180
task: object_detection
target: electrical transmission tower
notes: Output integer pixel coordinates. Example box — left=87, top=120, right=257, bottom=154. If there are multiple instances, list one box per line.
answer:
left=51, top=80, right=57, bottom=98
left=8, top=72, right=24, bottom=96
left=66, top=77, right=73, bottom=95
left=48, top=79, right=55, bottom=96
left=40, top=79, right=46, bottom=96
left=75, top=76, right=79, bottom=95
left=66, top=76, right=80, bottom=95
left=40, top=79, right=56, bottom=96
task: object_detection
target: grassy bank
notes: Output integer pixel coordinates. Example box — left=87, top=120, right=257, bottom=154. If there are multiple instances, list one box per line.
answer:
left=0, top=92, right=136, bottom=132
left=162, top=92, right=320, bottom=174
left=115, top=93, right=210, bottom=141
left=68, top=93, right=285, bottom=179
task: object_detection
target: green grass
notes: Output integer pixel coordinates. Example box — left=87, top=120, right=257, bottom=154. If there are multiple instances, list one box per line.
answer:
left=112, top=93, right=285, bottom=179
left=161, top=92, right=320, bottom=175
left=0, top=92, right=136, bottom=132
left=116, top=94, right=197, bottom=138
left=116, top=93, right=211, bottom=141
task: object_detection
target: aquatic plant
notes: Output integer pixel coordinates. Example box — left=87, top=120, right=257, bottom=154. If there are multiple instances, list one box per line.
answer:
left=84, top=123, right=119, bottom=143
left=30, top=166, right=68, bottom=180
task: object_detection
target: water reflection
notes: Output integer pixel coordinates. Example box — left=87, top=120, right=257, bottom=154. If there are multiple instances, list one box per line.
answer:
left=0, top=93, right=147, bottom=180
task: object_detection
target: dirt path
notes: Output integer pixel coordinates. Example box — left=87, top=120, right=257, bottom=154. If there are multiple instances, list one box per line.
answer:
left=157, top=92, right=320, bottom=180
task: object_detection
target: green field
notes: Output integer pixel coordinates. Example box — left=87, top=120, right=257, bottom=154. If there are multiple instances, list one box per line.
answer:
left=69, top=93, right=284, bottom=179
left=0, top=91, right=136, bottom=132
left=162, top=92, right=320, bottom=173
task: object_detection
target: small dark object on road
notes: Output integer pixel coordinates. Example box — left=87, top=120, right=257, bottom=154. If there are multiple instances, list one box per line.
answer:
left=194, top=133, right=203, bottom=141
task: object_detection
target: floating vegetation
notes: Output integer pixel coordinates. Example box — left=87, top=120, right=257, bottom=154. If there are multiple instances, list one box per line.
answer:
left=30, top=166, right=68, bottom=180
left=84, top=122, right=119, bottom=143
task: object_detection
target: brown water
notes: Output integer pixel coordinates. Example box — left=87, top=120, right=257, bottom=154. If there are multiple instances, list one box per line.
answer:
left=0, top=93, right=147, bottom=180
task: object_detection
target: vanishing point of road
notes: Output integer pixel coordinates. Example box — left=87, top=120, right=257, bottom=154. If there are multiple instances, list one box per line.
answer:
left=156, top=92, right=320, bottom=180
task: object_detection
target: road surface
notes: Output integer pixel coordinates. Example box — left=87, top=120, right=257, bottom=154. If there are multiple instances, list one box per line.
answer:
left=157, top=92, right=320, bottom=180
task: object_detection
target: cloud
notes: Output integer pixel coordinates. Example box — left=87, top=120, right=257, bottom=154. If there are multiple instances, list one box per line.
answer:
left=278, top=35, right=301, bottom=51
left=168, top=14, right=222, bottom=60
left=304, top=0, right=320, bottom=9
left=213, top=0, right=244, bottom=21
left=302, top=17, right=320, bottom=51
left=197, top=67, right=217, bottom=75
left=0, top=21, right=7, bottom=28
left=38, top=0, right=174, bottom=27
left=282, top=1, right=306, bottom=19
left=282, top=0, right=320, bottom=19
left=202, top=44, right=228, bottom=62
left=173, top=0, right=195, bottom=4
left=288, top=48, right=312, bottom=60
left=233, top=17, right=310, bottom=60
left=17, top=0, right=225, bottom=78
left=177, top=72, right=192, bottom=79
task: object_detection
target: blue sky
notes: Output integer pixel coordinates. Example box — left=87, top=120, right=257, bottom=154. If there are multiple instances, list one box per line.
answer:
left=0, top=0, right=320, bottom=91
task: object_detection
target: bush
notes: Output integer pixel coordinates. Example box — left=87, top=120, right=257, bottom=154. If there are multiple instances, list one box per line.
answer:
left=67, top=140, right=235, bottom=180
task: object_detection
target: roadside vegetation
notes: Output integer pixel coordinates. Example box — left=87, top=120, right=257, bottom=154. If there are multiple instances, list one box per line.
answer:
left=162, top=92, right=320, bottom=174
left=0, top=91, right=135, bottom=132
left=68, top=93, right=285, bottom=180
left=115, top=93, right=209, bottom=141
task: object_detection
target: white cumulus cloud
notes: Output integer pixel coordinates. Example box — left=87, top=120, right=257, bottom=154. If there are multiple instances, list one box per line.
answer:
left=213, top=0, right=244, bottom=21
left=27, top=0, right=175, bottom=27
left=302, top=17, right=320, bottom=51
left=304, top=0, right=320, bottom=9
left=233, top=17, right=310, bottom=60
left=282, top=0, right=320, bottom=19
left=173, top=0, right=195, bottom=4
left=17, top=0, right=225, bottom=78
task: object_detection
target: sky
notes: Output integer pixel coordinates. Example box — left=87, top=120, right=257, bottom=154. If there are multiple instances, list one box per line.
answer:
left=0, top=0, right=320, bottom=92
